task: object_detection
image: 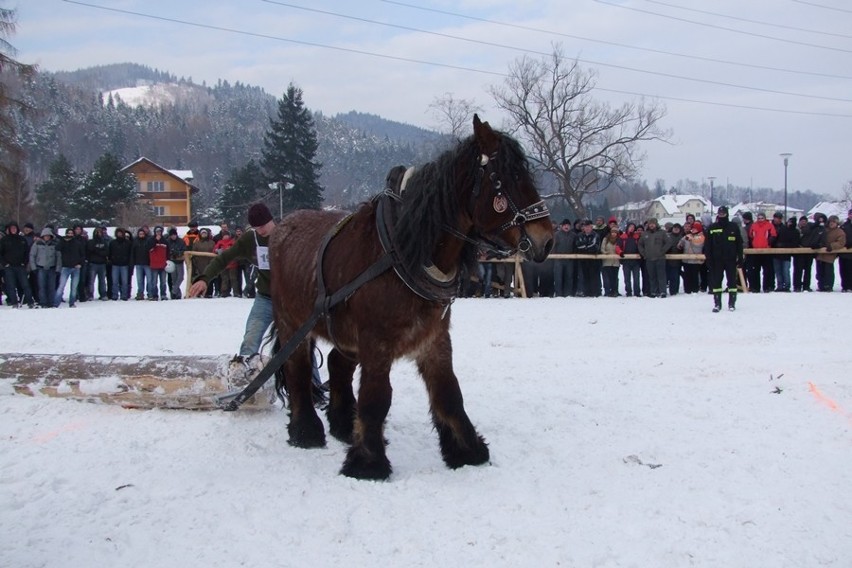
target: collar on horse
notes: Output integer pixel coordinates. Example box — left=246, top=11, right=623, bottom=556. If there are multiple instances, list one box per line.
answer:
left=376, top=191, right=460, bottom=306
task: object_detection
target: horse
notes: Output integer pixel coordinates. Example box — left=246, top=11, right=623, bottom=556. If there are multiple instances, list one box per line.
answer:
left=268, top=115, right=553, bottom=480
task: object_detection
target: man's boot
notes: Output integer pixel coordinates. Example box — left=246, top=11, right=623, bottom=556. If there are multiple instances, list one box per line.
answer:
left=728, top=292, right=737, bottom=311
left=712, top=293, right=722, bottom=313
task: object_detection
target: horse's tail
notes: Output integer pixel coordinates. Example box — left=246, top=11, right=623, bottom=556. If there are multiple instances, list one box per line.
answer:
left=268, top=331, right=327, bottom=409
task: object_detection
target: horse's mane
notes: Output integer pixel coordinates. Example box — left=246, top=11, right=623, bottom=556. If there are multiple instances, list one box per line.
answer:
left=392, top=131, right=532, bottom=278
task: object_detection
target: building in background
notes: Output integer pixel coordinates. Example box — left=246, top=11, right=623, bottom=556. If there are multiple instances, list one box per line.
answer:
left=121, top=157, right=199, bottom=224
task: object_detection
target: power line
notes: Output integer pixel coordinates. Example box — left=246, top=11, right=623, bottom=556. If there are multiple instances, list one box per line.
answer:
left=643, top=0, right=852, bottom=39
left=265, top=1, right=852, bottom=103
left=59, top=0, right=852, bottom=119
left=791, top=0, right=852, bottom=15
left=380, top=0, right=852, bottom=80
left=593, top=0, right=852, bottom=54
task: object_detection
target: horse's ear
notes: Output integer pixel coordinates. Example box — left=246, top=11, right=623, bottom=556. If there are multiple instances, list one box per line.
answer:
left=473, top=114, right=498, bottom=151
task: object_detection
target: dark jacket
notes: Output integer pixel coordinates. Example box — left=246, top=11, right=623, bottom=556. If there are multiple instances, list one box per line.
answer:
left=841, top=219, right=852, bottom=260
left=131, top=235, right=152, bottom=266
left=108, top=236, right=133, bottom=266
left=167, top=236, right=187, bottom=263
left=618, top=230, right=640, bottom=257
left=196, top=229, right=271, bottom=296
left=638, top=227, right=670, bottom=260
left=704, top=217, right=743, bottom=267
left=552, top=228, right=576, bottom=255
left=0, top=226, right=29, bottom=267
left=574, top=230, right=599, bottom=254
left=771, top=221, right=799, bottom=261
left=86, top=235, right=110, bottom=264
left=56, top=235, right=87, bottom=268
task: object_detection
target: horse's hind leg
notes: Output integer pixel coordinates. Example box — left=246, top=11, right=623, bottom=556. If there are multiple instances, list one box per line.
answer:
left=326, top=348, right=357, bottom=444
left=284, top=339, right=326, bottom=449
left=340, top=354, right=392, bottom=480
left=417, top=331, right=490, bottom=469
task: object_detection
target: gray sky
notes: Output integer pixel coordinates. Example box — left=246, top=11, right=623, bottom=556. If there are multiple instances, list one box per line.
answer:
left=13, top=0, right=852, bottom=198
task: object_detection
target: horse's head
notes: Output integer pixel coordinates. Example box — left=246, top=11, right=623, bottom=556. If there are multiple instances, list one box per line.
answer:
left=467, top=115, right=553, bottom=262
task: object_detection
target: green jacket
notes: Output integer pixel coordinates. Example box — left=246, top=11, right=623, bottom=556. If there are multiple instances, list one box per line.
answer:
left=196, top=228, right=272, bottom=296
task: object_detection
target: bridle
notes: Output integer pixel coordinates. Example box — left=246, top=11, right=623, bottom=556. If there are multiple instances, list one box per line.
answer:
left=446, top=151, right=549, bottom=256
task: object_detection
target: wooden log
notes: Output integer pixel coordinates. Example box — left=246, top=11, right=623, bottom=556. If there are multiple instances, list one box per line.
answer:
left=0, top=353, right=274, bottom=410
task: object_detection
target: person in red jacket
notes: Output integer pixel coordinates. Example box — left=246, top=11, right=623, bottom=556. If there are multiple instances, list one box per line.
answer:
left=147, top=226, right=169, bottom=301
left=747, top=212, right=777, bottom=292
left=212, top=230, right=239, bottom=297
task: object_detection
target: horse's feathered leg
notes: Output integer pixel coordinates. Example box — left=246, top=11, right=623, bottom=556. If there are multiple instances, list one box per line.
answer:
left=326, top=347, right=357, bottom=444
left=417, top=331, right=490, bottom=469
left=340, top=350, right=392, bottom=480
left=284, top=338, right=326, bottom=449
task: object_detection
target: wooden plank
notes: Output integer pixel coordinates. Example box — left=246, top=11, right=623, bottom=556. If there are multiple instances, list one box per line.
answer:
left=0, top=353, right=274, bottom=410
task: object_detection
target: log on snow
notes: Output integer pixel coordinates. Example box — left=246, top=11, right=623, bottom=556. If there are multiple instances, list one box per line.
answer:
left=0, top=353, right=274, bottom=410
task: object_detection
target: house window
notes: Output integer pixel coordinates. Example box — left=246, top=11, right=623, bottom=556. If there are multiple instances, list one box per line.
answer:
left=152, top=206, right=166, bottom=216
left=147, top=180, right=165, bottom=192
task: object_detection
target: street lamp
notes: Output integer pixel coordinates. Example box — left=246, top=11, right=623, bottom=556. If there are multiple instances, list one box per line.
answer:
left=707, top=176, right=716, bottom=214
left=780, top=153, right=792, bottom=218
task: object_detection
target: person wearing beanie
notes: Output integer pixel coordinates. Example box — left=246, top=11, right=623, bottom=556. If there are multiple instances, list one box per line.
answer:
left=166, top=227, right=187, bottom=299
left=108, top=228, right=133, bottom=300
left=794, top=215, right=815, bottom=292
left=815, top=215, right=847, bottom=291
left=638, top=217, right=669, bottom=298
left=552, top=218, right=576, bottom=297
left=188, top=202, right=324, bottom=400
left=704, top=205, right=743, bottom=312
left=618, top=222, right=642, bottom=297
left=679, top=221, right=705, bottom=294
left=771, top=211, right=798, bottom=292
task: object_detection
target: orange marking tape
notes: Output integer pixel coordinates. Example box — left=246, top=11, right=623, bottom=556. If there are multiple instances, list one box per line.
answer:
left=807, top=382, right=852, bottom=427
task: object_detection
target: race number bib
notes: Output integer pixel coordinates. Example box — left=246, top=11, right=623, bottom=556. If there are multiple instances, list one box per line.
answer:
left=256, top=245, right=270, bottom=270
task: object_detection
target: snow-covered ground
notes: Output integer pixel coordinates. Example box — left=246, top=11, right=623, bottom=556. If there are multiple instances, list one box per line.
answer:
left=1, top=292, right=850, bottom=567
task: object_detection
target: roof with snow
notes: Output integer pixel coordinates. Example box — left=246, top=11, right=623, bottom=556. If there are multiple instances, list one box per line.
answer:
left=168, top=170, right=194, bottom=181
left=121, top=157, right=200, bottom=193
left=807, top=201, right=848, bottom=219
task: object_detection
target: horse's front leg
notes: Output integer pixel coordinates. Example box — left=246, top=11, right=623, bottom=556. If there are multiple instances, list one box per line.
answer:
left=340, top=352, right=392, bottom=480
left=417, top=331, right=490, bottom=469
left=285, top=339, right=326, bottom=449
left=326, top=347, right=357, bottom=444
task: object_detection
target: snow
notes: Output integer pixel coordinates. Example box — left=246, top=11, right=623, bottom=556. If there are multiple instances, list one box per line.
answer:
left=2, top=293, right=850, bottom=567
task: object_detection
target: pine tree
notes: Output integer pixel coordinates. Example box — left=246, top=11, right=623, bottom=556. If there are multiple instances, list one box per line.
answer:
left=35, top=154, right=80, bottom=224
left=69, top=152, right=137, bottom=224
left=216, top=159, right=265, bottom=226
left=261, top=83, right=323, bottom=216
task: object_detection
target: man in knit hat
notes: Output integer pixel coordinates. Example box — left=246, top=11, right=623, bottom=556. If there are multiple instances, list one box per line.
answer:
left=189, top=203, right=325, bottom=402
left=704, top=205, right=744, bottom=312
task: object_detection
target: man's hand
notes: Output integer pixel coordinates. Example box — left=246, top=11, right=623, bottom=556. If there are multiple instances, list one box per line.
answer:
left=189, top=280, right=208, bottom=298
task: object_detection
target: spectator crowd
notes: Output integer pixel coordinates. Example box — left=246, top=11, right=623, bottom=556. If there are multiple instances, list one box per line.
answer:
left=465, top=209, right=852, bottom=299
left=1, top=220, right=258, bottom=308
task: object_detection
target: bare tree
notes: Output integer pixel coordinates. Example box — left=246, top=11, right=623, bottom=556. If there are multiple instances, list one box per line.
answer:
left=428, top=92, right=482, bottom=142
left=490, top=45, right=670, bottom=219
left=0, top=6, right=36, bottom=221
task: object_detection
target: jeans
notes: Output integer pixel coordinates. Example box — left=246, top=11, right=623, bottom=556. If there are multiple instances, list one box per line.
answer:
left=601, top=266, right=619, bottom=296
left=37, top=268, right=57, bottom=307
left=553, top=259, right=575, bottom=297
left=480, top=262, right=494, bottom=297
left=772, top=258, right=791, bottom=291
left=3, top=265, right=33, bottom=306
left=622, top=261, right=640, bottom=296
left=111, top=265, right=130, bottom=300
left=148, top=268, right=167, bottom=299
left=88, top=263, right=107, bottom=299
left=240, top=294, right=274, bottom=358
left=54, top=266, right=81, bottom=306
left=170, top=262, right=185, bottom=299
left=134, top=265, right=150, bottom=298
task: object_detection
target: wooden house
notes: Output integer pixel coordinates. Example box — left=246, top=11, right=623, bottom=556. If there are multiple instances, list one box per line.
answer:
left=121, top=157, right=199, bottom=225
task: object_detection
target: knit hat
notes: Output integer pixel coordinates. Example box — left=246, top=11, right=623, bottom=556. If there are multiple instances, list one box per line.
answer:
left=773, top=211, right=784, bottom=219
left=247, top=203, right=273, bottom=227
left=40, top=227, right=54, bottom=237
left=691, top=221, right=703, bottom=233
left=647, top=217, right=658, bottom=225
left=608, top=216, right=618, bottom=224
left=24, top=222, right=34, bottom=230
left=168, top=228, right=178, bottom=236
left=188, top=220, right=198, bottom=228
left=560, top=218, right=571, bottom=226
left=740, top=210, right=751, bottom=221
left=718, top=206, right=729, bottom=216
left=828, top=215, right=840, bottom=224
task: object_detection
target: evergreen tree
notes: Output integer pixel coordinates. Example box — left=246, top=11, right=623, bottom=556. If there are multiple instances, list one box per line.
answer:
left=216, top=159, right=265, bottom=226
left=261, top=83, right=323, bottom=216
left=69, top=152, right=137, bottom=224
left=35, top=154, right=80, bottom=224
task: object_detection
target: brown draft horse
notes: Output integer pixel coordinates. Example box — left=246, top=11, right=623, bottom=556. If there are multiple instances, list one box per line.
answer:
left=268, top=115, right=553, bottom=480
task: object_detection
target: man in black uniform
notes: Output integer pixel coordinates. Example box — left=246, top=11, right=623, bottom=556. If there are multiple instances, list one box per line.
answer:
left=704, top=206, right=744, bottom=312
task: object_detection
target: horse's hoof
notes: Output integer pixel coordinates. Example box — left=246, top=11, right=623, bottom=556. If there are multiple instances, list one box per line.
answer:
left=287, top=416, right=326, bottom=449
left=441, top=434, right=490, bottom=469
left=340, top=447, right=392, bottom=480
left=326, top=408, right=355, bottom=444
left=328, top=421, right=354, bottom=445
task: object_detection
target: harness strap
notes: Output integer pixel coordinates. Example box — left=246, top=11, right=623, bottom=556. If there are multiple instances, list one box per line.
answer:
left=216, top=216, right=395, bottom=411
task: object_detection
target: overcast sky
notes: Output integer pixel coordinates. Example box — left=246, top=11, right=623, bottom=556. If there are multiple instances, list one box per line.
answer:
left=12, top=0, right=852, bottom=198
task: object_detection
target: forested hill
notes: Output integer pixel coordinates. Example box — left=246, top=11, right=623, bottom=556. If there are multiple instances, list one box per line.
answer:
left=15, top=62, right=446, bottom=218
